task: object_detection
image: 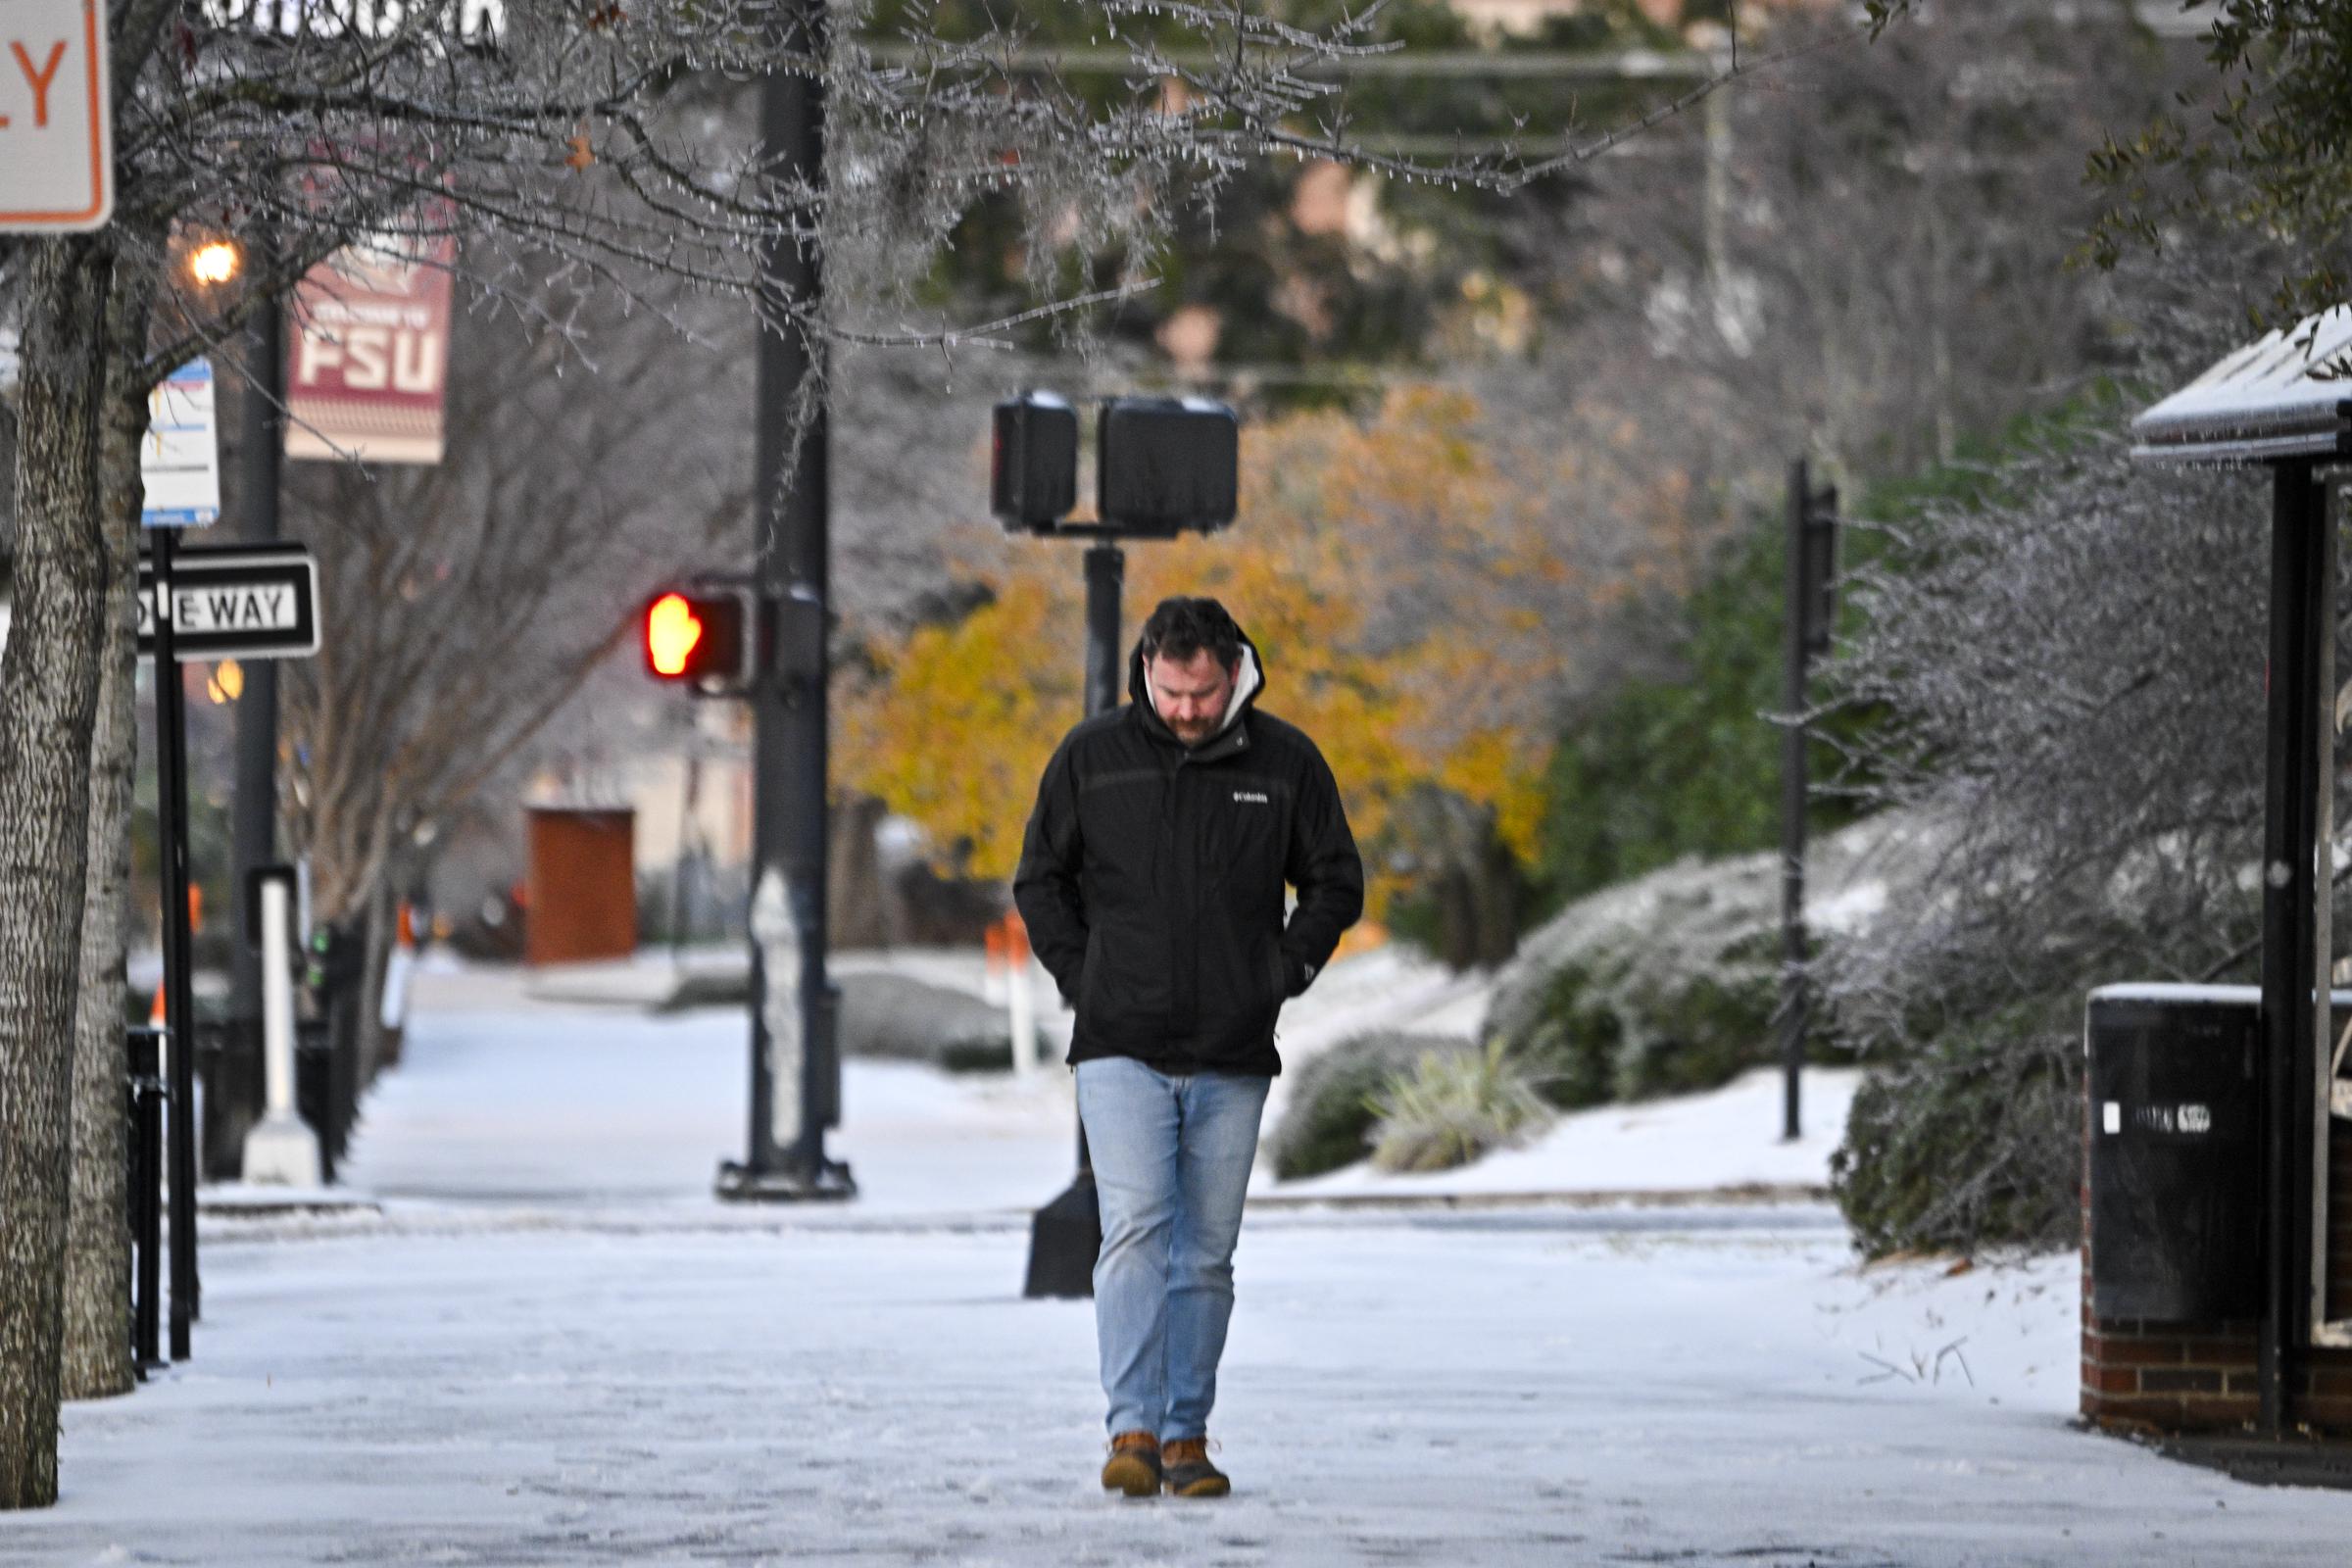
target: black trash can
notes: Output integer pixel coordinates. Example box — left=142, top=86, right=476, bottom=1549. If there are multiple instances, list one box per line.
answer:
left=193, top=1015, right=263, bottom=1184
left=2085, top=984, right=2263, bottom=1321
left=293, top=1019, right=340, bottom=1182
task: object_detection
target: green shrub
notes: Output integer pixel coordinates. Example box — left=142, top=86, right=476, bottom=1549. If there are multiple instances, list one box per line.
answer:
left=1532, top=512, right=1875, bottom=914
left=1830, top=1009, right=2082, bottom=1257
left=1367, top=1040, right=1554, bottom=1173
left=1608, top=945, right=1783, bottom=1101
left=1505, top=961, right=1623, bottom=1109
left=1269, top=1031, right=1474, bottom=1180
left=1496, top=934, right=1783, bottom=1108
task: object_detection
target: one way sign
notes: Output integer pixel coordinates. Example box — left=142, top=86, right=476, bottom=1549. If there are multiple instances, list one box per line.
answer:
left=137, top=542, right=321, bottom=662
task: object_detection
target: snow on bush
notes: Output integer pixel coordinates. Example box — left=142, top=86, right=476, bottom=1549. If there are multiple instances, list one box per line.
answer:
left=1366, top=1040, right=1553, bottom=1173
left=1267, top=1031, right=1474, bottom=1180
left=1483, top=814, right=1925, bottom=1108
left=1829, top=1009, right=2083, bottom=1257
left=1818, top=283, right=2310, bottom=1253
left=837, top=973, right=1032, bottom=1071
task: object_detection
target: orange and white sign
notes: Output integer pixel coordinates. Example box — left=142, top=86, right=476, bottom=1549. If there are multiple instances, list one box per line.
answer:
left=286, top=230, right=456, bottom=465
left=0, top=0, right=112, bottom=231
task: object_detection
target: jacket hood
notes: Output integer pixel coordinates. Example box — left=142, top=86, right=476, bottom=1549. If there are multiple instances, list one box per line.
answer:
left=1130, top=625, right=1265, bottom=746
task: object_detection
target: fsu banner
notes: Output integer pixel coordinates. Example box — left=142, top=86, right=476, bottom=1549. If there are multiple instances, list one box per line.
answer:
left=285, top=232, right=455, bottom=465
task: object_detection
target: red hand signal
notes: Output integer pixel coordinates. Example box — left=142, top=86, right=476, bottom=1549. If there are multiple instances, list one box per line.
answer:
left=647, top=592, right=705, bottom=676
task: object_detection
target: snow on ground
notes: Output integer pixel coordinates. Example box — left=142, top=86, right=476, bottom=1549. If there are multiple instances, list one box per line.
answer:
left=358, top=955, right=1845, bottom=1215
left=517, top=940, right=1502, bottom=1099
left=28, top=954, right=2346, bottom=1564
left=24, top=1216, right=2352, bottom=1565
left=1263, top=1067, right=1860, bottom=1200
left=333, top=1002, right=1079, bottom=1220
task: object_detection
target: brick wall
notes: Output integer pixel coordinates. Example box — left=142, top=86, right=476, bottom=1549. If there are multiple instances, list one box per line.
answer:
left=2320, top=1114, right=2352, bottom=1432
left=2082, top=1109, right=2352, bottom=1435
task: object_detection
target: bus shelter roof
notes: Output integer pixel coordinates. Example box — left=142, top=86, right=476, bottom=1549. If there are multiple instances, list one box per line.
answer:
left=2132, top=306, right=2352, bottom=466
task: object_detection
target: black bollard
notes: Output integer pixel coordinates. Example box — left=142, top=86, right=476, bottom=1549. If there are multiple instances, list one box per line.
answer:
left=1023, top=1168, right=1102, bottom=1299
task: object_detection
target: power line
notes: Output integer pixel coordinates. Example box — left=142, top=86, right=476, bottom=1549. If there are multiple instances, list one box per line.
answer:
left=1340, top=132, right=1681, bottom=158
left=862, top=42, right=1714, bottom=82
left=863, top=5, right=2214, bottom=82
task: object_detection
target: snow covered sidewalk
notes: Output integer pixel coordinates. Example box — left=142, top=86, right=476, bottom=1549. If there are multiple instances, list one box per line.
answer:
left=25, top=1217, right=2352, bottom=1565
left=325, top=1001, right=1083, bottom=1220
left=341, top=952, right=1849, bottom=1222
left=24, top=972, right=2352, bottom=1563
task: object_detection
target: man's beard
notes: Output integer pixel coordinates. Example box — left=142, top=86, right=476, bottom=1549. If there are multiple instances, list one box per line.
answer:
left=1152, top=695, right=1220, bottom=744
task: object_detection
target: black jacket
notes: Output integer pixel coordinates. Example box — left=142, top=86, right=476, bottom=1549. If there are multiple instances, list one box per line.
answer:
left=1013, top=628, right=1365, bottom=1077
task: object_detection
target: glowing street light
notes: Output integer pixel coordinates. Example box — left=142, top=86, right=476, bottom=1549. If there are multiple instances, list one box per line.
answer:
left=188, top=240, right=241, bottom=286
left=206, top=660, right=245, bottom=705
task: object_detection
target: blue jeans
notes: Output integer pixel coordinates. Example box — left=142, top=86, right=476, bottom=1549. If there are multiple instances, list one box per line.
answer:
left=1076, top=1057, right=1270, bottom=1443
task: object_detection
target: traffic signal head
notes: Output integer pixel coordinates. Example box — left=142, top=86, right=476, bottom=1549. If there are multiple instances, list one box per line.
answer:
left=993, top=392, right=1079, bottom=532
left=643, top=587, right=754, bottom=692
left=1098, top=397, right=1238, bottom=537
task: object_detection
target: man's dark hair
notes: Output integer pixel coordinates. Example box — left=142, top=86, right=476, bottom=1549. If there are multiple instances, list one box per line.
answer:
left=1140, top=597, right=1243, bottom=670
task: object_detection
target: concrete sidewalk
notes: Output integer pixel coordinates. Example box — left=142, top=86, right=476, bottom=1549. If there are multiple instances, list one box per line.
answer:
left=37, top=977, right=2347, bottom=1564
left=25, top=1214, right=2350, bottom=1566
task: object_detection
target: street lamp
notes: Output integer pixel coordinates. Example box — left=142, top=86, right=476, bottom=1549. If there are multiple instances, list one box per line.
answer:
left=188, top=239, right=242, bottom=286
left=206, top=660, right=246, bottom=706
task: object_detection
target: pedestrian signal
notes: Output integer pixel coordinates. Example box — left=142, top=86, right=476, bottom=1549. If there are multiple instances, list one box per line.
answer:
left=643, top=588, right=753, bottom=692
left=1098, top=397, right=1238, bottom=537
left=993, top=391, right=1078, bottom=533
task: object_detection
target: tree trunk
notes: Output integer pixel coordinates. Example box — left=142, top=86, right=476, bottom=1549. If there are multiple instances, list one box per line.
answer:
left=829, top=793, right=889, bottom=950
left=1472, top=832, right=1521, bottom=969
left=0, top=237, right=115, bottom=1510
left=61, top=242, right=162, bottom=1403
left=356, top=863, right=399, bottom=1085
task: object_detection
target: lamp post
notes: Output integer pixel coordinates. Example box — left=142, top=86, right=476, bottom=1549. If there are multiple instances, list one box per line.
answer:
left=150, top=231, right=248, bottom=1356
left=227, top=227, right=285, bottom=1172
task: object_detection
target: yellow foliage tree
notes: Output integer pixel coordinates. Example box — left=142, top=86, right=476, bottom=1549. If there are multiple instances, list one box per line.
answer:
left=836, top=575, right=1080, bottom=882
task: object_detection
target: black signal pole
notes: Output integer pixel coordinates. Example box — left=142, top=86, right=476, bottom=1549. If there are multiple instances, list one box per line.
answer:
left=719, top=0, right=852, bottom=1201
left=150, top=529, right=200, bottom=1359
left=1083, top=544, right=1125, bottom=717
left=1074, top=541, right=1124, bottom=1178
left=1019, top=541, right=1123, bottom=1298
left=1780, top=458, right=1837, bottom=1144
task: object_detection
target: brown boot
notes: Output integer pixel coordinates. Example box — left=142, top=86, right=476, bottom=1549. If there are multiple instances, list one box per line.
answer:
left=1160, top=1438, right=1229, bottom=1497
left=1100, top=1431, right=1161, bottom=1497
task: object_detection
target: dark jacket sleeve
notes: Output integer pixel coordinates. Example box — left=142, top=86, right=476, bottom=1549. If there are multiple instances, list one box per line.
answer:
left=1012, top=736, right=1090, bottom=1006
left=1278, top=741, right=1364, bottom=997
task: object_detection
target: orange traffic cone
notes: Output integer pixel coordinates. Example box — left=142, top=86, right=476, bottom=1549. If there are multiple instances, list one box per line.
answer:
left=150, top=886, right=200, bottom=1027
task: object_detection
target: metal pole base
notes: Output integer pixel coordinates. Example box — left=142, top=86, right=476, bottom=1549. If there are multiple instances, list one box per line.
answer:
left=713, top=1157, right=857, bottom=1203
left=240, top=1113, right=323, bottom=1188
left=1023, top=1170, right=1101, bottom=1298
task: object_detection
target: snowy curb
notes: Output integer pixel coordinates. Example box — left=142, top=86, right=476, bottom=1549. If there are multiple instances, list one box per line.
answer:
left=196, top=1184, right=384, bottom=1219
left=1249, top=1180, right=1830, bottom=1212
left=189, top=1185, right=1841, bottom=1249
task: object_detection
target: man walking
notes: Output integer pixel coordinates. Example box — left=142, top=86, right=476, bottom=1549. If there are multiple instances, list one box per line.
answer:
left=1014, top=596, right=1364, bottom=1499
